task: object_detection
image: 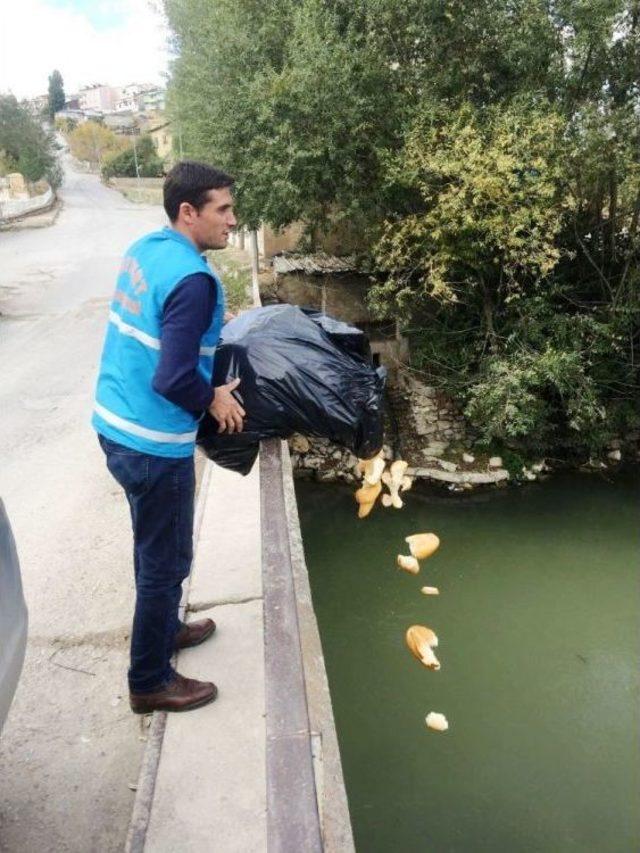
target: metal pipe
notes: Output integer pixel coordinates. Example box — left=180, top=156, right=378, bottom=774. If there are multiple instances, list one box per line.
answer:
left=250, top=230, right=260, bottom=307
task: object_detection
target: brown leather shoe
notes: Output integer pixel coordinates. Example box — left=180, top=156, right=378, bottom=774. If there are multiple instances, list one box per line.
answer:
left=175, top=618, right=216, bottom=650
left=130, top=673, right=217, bottom=714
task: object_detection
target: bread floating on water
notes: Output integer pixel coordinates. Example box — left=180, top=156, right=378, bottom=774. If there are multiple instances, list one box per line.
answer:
left=397, top=554, right=420, bottom=574
left=425, top=712, right=449, bottom=732
left=406, top=533, right=440, bottom=560
left=405, top=625, right=440, bottom=670
left=420, top=586, right=439, bottom=595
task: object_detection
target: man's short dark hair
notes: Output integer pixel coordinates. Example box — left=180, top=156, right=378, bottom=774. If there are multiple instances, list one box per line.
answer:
left=163, top=160, right=235, bottom=222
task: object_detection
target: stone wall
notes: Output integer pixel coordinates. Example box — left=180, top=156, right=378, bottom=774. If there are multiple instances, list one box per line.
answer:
left=0, top=173, right=28, bottom=200
left=389, top=370, right=468, bottom=463
left=0, top=184, right=54, bottom=222
left=272, top=271, right=370, bottom=324
left=289, top=434, right=361, bottom=484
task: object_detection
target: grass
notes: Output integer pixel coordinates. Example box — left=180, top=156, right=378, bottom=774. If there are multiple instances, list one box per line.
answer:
left=207, top=247, right=254, bottom=313
left=116, top=186, right=164, bottom=205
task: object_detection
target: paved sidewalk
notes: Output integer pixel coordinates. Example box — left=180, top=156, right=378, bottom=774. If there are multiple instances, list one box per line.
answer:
left=139, top=458, right=266, bottom=851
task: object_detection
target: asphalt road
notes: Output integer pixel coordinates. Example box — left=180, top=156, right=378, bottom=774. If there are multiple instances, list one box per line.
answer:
left=0, top=159, right=166, bottom=852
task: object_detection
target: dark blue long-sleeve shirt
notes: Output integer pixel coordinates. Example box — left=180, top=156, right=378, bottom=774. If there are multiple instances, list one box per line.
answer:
left=152, top=272, right=217, bottom=414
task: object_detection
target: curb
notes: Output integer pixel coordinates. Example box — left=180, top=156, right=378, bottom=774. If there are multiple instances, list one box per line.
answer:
left=260, top=439, right=324, bottom=851
left=0, top=199, right=62, bottom=231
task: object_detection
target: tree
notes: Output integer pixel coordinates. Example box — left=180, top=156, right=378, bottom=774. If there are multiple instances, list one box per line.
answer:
left=372, top=100, right=570, bottom=305
left=0, top=94, right=61, bottom=187
left=67, top=121, right=128, bottom=167
left=163, top=0, right=560, bottom=236
left=164, top=0, right=408, bottom=241
left=369, top=97, right=634, bottom=454
left=368, top=1, right=640, bottom=456
left=101, top=135, right=164, bottom=179
left=47, top=70, right=65, bottom=119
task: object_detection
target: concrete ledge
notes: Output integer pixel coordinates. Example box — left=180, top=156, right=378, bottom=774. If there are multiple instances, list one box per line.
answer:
left=260, top=439, right=323, bottom=852
left=281, top=445, right=355, bottom=851
left=409, top=466, right=510, bottom=485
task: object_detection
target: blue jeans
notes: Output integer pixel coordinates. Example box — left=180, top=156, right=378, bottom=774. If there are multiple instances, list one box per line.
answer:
left=98, top=434, right=195, bottom=693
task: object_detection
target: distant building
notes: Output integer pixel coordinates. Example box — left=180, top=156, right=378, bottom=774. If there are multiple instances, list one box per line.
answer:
left=148, top=120, right=173, bottom=161
left=79, top=84, right=117, bottom=113
left=114, top=83, right=147, bottom=113
left=138, top=88, right=166, bottom=113
left=73, top=82, right=166, bottom=117
left=113, top=84, right=165, bottom=114
left=56, top=109, right=86, bottom=124
left=104, top=112, right=139, bottom=135
left=115, top=94, right=138, bottom=113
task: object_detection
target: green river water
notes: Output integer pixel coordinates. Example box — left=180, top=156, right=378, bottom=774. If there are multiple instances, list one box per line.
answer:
left=296, top=467, right=640, bottom=853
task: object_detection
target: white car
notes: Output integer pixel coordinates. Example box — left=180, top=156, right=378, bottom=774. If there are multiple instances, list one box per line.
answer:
left=0, top=500, right=27, bottom=732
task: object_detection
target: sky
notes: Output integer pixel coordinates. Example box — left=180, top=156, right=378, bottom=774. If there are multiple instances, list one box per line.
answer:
left=0, top=0, right=171, bottom=100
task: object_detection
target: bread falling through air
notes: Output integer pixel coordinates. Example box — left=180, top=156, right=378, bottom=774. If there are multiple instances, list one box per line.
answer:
left=354, top=481, right=382, bottom=518
left=406, top=533, right=440, bottom=560
left=354, top=455, right=413, bottom=518
left=381, top=460, right=413, bottom=509
left=397, top=531, right=440, bottom=576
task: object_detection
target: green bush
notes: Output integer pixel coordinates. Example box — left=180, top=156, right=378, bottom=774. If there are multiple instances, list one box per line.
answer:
left=101, top=136, right=164, bottom=180
left=55, top=116, right=78, bottom=134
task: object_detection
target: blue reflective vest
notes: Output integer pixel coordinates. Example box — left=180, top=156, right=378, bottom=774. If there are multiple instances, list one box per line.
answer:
left=92, top=227, right=225, bottom=457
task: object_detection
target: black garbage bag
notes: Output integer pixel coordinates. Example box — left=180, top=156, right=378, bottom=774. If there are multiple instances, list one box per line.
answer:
left=197, top=304, right=386, bottom=474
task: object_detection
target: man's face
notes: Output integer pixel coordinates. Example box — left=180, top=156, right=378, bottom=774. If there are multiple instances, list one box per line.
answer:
left=188, top=186, right=237, bottom=251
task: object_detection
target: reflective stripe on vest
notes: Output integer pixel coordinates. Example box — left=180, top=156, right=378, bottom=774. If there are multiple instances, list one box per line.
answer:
left=109, top=310, right=217, bottom=357
left=109, top=310, right=160, bottom=349
left=93, top=402, right=198, bottom=443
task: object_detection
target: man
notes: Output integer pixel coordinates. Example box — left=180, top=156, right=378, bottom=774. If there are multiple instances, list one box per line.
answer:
left=92, top=161, right=245, bottom=714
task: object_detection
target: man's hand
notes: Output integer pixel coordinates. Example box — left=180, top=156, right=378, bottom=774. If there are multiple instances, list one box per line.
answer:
left=209, top=377, right=245, bottom=434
